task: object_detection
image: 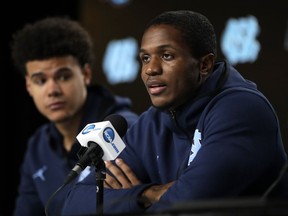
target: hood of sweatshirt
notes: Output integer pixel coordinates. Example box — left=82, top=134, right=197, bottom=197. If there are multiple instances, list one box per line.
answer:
left=159, top=60, right=260, bottom=138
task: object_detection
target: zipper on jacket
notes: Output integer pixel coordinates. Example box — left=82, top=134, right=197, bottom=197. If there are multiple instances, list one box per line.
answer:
left=169, top=109, right=194, bottom=178
left=169, top=109, right=193, bottom=144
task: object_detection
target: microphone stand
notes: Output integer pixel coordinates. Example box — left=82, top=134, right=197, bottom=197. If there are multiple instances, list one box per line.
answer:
left=82, top=142, right=105, bottom=216
left=94, top=159, right=106, bottom=216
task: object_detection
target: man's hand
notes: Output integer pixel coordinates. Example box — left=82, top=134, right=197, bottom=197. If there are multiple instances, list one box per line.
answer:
left=104, top=158, right=141, bottom=189
left=104, top=158, right=175, bottom=208
left=140, top=181, right=175, bottom=208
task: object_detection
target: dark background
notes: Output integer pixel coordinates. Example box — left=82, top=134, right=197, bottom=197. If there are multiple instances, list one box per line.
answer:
left=2, top=1, right=288, bottom=215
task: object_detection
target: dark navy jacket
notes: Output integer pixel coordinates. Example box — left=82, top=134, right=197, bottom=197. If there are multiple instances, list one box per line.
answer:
left=12, top=85, right=138, bottom=216
left=62, top=61, right=288, bottom=215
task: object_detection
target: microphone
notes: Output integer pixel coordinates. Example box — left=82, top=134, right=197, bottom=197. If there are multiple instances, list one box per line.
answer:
left=64, top=114, right=128, bottom=185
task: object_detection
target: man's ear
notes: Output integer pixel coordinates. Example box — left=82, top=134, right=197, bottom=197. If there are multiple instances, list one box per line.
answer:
left=25, top=75, right=33, bottom=97
left=82, top=63, right=92, bottom=85
left=199, top=53, right=215, bottom=78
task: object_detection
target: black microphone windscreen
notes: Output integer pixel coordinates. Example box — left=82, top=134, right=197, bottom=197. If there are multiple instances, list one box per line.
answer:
left=104, top=114, right=128, bottom=138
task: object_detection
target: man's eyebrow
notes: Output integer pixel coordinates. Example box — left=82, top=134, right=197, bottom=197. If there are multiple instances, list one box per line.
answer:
left=30, top=72, right=43, bottom=78
left=139, top=48, right=145, bottom=54
left=139, top=45, right=173, bottom=54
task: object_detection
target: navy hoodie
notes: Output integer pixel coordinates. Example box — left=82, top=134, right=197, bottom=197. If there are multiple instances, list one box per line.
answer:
left=12, top=85, right=138, bottom=216
left=61, top=61, right=288, bottom=215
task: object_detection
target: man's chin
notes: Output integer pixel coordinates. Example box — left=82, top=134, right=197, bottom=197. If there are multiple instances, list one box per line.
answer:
left=49, top=115, right=70, bottom=124
left=152, top=102, right=173, bottom=111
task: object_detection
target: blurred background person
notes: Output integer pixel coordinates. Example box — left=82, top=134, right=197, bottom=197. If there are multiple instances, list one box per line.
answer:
left=10, top=16, right=138, bottom=216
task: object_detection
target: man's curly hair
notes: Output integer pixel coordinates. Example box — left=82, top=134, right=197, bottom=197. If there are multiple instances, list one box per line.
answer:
left=11, top=16, right=95, bottom=75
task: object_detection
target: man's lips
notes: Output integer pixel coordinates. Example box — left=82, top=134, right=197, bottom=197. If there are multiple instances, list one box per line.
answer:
left=146, top=80, right=167, bottom=95
left=48, top=101, right=65, bottom=110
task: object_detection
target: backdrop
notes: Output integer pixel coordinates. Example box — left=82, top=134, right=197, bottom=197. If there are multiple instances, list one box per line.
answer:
left=2, top=0, right=287, bottom=215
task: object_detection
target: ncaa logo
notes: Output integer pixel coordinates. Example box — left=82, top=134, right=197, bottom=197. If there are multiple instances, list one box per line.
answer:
left=82, top=124, right=95, bottom=134
left=103, top=127, right=115, bottom=143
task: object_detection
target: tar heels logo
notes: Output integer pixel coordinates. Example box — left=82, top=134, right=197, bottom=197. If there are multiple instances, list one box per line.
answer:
left=82, top=124, right=95, bottom=134
left=103, top=127, right=115, bottom=143
left=103, top=37, right=139, bottom=84
left=221, top=15, right=260, bottom=65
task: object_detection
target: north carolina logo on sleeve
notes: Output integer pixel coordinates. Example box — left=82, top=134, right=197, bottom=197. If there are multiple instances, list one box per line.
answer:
left=187, top=129, right=202, bottom=166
